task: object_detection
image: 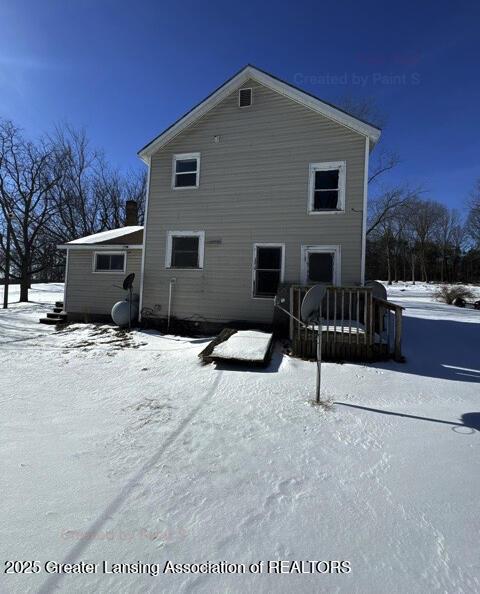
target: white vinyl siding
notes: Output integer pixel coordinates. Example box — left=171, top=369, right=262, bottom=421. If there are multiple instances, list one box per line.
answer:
left=66, top=249, right=141, bottom=315
left=142, top=80, right=366, bottom=325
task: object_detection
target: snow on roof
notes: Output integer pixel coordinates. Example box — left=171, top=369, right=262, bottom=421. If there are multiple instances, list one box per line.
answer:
left=66, top=226, right=144, bottom=245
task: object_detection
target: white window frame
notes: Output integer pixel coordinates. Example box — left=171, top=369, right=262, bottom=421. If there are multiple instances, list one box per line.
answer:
left=252, top=243, right=285, bottom=299
left=92, top=251, right=127, bottom=274
left=238, top=87, right=253, bottom=108
left=172, top=152, right=200, bottom=190
left=165, top=231, right=205, bottom=269
left=307, top=161, right=346, bottom=215
left=301, top=245, right=341, bottom=285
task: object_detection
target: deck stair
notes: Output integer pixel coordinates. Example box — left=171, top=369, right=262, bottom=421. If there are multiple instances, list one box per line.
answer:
left=39, top=301, right=68, bottom=325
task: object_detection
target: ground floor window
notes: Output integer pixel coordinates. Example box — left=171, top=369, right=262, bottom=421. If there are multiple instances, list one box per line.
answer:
left=166, top=231, right=205, bottom=269
left=252, top=244, right=285, bottom=298
left=93, top=252, right=126, bottom=273
left=301, top=245, right=341, bottom=285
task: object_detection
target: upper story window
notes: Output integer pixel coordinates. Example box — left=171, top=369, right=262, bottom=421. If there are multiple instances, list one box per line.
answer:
left=165, top=231, right=205, bottom=269
left=93, top=252, right=126, bottom=273
left=172, top=153, right=200, bottom=189
left=239, top=88, right=252, bottom=108
left=308, top=161, right=346, bottom=214
left=252, top=243, right=285, bottom=298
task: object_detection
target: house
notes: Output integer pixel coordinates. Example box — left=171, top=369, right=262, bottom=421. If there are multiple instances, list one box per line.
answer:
left=59, top=64, right=381, bottom=333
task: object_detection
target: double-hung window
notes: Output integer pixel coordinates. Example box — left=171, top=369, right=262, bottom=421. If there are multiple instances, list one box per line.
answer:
left=93, top=252, right=126, bottom=273
left=166, top=231, right=205, bottom=269
left=172, top=153, right=200, bottom=189
left=308, top=161, right=346, bottom=213
left=252, top=244, right=285, bottom=298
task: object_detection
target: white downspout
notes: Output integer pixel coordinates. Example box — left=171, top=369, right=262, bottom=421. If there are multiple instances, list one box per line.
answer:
left=138, top=156, right=152, bottom=322
left=360, top=136, right=370, bottom=286
left=167, top=278, right=176, bottom=331
left=63, top=248, right=70, bottom=311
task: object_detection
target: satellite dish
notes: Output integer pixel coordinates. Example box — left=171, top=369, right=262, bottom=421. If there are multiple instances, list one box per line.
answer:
left=123, top=273, right=135, bottom=291
left=366, top=280, right=387, bottom=300
left=301, top=284, right=327, bottom=323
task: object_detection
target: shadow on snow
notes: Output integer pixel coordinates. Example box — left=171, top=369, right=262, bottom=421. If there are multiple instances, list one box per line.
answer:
left=335, top=402, right=480, bottom=434
left=370, top=315, right=480, bottom=383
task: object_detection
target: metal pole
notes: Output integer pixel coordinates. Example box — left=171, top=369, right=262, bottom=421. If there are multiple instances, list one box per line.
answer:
left=3, top=216, right=11, bottom=309
left=128, top=285, right=132, bottom=330
left=275, top=295, right=325, bottom=405
left=167, top=278, right=175, bottom=332
left=316, top=308, right=322, bottom=404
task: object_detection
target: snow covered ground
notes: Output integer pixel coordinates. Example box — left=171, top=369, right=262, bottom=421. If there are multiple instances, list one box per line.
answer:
left=1, top=282, right=479, bottom=593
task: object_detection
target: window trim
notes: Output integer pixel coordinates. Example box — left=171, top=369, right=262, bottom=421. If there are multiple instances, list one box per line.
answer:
left=238, top=87, right=253, bottom=108
left=307, top=161, right=346, bottom=215
left=92, top=251, right=127, bottom=274
left=171, top=152, right=200, bottom=190
left=301, top=245, right=341, bottom=285
left=165, top=230, right=205, bottom=269
left=251, top=243, right=285, bottom=300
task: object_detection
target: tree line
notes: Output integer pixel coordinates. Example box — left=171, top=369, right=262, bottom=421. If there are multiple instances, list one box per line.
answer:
left=0, top=120, right=146, bottom=301
left=366, top=181, right=480, bottom=285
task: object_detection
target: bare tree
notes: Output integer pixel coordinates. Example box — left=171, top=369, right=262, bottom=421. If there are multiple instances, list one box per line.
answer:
left=466, top=178, right=480, bottom=247
left=434, top=207, right=462, bottom=282
left=124, top=168, right=147, bottom=222
left=0, top=120, right=61, bottom=301
left=337, top=94, right=411, bottom=238
left=47, top=125, right=102, bottom=243
left=368, top=150, right=400, bottom=185
left=337, top=94, right=387, bottom=129
left=405, top=199, right=445, bottom=283
left=47, top=124, right=146, bottom=245
left=367, top=186, right=421, bottom=236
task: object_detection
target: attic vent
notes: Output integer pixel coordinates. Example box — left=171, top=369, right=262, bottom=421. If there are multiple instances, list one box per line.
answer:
left=239, top=88, right=252, bottom=108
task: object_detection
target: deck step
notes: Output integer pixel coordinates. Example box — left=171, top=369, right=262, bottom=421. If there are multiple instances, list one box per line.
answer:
left=55, top=301, right=64, bottom=308
left=53, top=307, right=63, bottom=313
left=39, top=317, right=67, bottom=325
left=46, top=311, right=67, bottom=320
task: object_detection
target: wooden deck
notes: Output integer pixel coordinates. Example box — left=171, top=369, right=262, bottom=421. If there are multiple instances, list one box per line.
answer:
left=289, top=286, right=404, bottom=362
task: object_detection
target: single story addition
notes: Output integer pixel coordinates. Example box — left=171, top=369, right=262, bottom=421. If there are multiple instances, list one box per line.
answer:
left=59, top=224, right=143, bottom=321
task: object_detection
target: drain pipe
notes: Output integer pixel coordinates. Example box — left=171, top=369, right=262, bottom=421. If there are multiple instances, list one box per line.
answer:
left=167, top=278, right=176, bottom=331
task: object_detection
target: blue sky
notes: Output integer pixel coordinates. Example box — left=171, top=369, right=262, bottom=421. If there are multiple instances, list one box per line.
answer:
left=1, top=0, right=478, bottom=211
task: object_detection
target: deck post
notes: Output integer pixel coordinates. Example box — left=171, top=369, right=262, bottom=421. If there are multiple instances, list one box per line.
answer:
left=289, top=285, right=294, bottom=341
left=394, top=307, right=403, bottom=362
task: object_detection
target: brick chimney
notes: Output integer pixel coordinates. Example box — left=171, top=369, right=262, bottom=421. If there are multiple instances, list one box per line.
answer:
left=125, top=200, right=138, bottom=226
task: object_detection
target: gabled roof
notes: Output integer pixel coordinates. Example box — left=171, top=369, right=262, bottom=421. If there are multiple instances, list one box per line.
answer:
left=58, top=226, right=144, bottom=249
left=138, top=64, right=381, bottom=162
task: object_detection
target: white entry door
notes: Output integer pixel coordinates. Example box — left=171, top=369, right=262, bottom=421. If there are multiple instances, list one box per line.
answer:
left=301, top=245, right=341, bottom=285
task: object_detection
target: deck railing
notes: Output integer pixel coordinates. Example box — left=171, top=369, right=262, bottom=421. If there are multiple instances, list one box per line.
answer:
left=288, top=286, right=403, bottom=362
